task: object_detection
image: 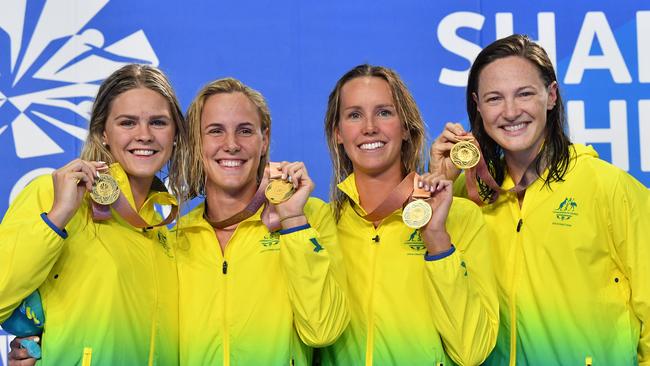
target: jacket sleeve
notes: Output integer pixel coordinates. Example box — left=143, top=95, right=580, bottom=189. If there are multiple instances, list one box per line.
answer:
left=279, top=198, right=349, bottom=347
left=423, top=198, right=499, bottom=366
left=609, top=172, right=650, bottom=365
left=0, top=175, right=67, bottom=322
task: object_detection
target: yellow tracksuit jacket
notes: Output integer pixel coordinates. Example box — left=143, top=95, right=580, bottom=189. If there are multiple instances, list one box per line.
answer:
left=321, top=173, right=499, bottom=366
left=0, top=164, right=179, bottom=365
left=174, top=197, right=349, bottom=366
left=454, top=144, right=650, bottom=365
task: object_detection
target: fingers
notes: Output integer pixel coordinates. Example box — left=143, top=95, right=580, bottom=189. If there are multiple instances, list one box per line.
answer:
left=417, top=173, right=452, bottom=193
left=276, top=161, right=312, bottom=190
left=54, top=159, right=108, bottom=188
left=8, top=336, right=39, bottom=363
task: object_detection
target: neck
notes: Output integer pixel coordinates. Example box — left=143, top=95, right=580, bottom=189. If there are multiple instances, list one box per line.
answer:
left=354, top=164, right=404, bottom=214
left=128, top=176, right=154, bottom=210
left=504, top=147, right=539, bottom=184
left=204, top=181, right=258, bottom=222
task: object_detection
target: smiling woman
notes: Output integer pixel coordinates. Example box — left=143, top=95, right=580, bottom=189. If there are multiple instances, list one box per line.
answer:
left=174, top=77, right=349, bottom=366
left=321, top=64, right=499, bottom=366
left=0, top=64, right=188, bottom=365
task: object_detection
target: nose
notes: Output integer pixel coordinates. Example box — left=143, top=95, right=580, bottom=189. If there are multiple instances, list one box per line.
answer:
left=223, top=131, right=241, bottom=153
left=503, top=98, right=522, bottom=121
left=362, top=117, right=379, bottom=135
left=135, top=123, right=154, bottom=142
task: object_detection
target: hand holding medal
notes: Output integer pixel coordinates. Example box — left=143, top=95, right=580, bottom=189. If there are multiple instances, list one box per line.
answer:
left=265, top=161, right=312, bottom=228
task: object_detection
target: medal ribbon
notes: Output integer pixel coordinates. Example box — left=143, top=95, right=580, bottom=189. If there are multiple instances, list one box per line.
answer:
left=91, top=177, right=178, bottom=228
left=202, top=162, right=282, bottom=232
left=464, top=139, right=542, bottom=205
left=351, top=171, right=417, bottom=222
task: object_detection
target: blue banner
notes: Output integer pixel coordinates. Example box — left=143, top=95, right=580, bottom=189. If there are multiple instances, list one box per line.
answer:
left=1, top=0, right=649, bottom=361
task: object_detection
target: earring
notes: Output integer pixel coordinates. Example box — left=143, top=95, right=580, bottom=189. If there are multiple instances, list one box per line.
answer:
left=173, top=141, right=177, bottom=147
left=102, top=142, right=107, bottom=146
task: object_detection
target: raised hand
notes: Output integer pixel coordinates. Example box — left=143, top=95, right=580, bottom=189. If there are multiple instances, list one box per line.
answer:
left=417, top=173, right=454, bottom=255
left=429, top=122, right=473, bottom=180
left=272, top=161, right=314, bottom=229
left=47, top=159, right=108, bottom=229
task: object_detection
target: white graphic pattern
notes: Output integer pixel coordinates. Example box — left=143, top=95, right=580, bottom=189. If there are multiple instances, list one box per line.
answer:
left=0, top=0, right=159, bottom=158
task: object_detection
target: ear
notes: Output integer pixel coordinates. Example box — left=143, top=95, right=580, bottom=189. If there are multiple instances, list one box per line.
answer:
left=335, top=126, right=343, bottom=144
left=261, top=127, right=270, bottom=155
left=547, top=81, right=558, bottom=110
left=102, top=130, right=108, bottom=146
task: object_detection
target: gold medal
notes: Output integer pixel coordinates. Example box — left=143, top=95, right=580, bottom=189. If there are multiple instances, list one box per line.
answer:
left=265, top=179, right=295, bottom=204
left=450, top=140, right=480, bottom=169
left=402, top=199, right=432, bottom=229
left=90, top=173, right=120, bottom=205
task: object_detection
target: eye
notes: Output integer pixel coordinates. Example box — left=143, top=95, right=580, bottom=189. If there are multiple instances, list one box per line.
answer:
left=378, top=109, right=393, bottom=117
left=150, top=119, right=169, bottom=128
left=484, top=96, right=502, bottom=104
left=347, top=111, right=361, bottom=119
left=518, top=91, right=535, bottom=98
left=207, top=127, right=224, bottom=135
left=119, top=119, right=136, bottom=127
left=238, top=127, right=254, bottom=136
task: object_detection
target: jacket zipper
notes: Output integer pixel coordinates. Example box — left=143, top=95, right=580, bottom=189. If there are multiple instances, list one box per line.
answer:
left=365, top=229, right=380, bottom=366
left=510, top=217, right=523, bottom=366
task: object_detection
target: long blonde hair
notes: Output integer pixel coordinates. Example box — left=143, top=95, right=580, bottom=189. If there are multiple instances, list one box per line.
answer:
left=80, top=64, right=189, bottom=200
left=185, top=77, right=271, bottom=198
left=324, top=64, right=427, bottom=221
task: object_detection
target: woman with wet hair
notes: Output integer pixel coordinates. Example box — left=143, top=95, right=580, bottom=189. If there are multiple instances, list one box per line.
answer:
left=321, top=64, right=498, bottom=365
left=1, top=64, right=188, bottom=365
left=430, top=34, right=650, bottom=365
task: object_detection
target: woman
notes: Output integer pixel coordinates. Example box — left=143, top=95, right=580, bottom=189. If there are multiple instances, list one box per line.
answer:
left=430, top=34, right=650, bottom=365
left=0, top=64, right=188, bottom=365
left=320, top=64, right=498, bottom=365
left=174, top=77, right=348, bottom=365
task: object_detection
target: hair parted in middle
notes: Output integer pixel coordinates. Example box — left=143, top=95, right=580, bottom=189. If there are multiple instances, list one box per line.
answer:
left=325, top=64, right=427, bottom=221
left=80, top=63, right=190, bottom=200
left=185, top=77, right=271, bottom=198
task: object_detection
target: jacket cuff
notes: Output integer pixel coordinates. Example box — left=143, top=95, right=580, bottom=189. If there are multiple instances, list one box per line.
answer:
left=279, top=223, right=311, bottom=235
left=41, top=212, right=68, bottom=239
left=424, top=245, right=455, bottom=261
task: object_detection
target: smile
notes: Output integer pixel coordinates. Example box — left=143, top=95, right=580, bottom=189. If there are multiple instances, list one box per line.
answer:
left=359, top=141, right=385, bottom=150
left=218, top=159, right=244, bottom=167
left=129, top=149, right=157, bottom=156
left=502, top=122, right=528, bottom=132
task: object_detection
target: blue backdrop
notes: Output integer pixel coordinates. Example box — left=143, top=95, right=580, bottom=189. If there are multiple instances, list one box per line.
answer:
left=1, top=0, right=648, bottom=360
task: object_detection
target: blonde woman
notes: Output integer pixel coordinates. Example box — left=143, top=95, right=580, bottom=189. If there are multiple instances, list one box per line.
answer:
left=175, top=77, right=348, bottom=365
left=1, top=64, right=188, bottom=365
left=321, top=64, right=498, bottom=365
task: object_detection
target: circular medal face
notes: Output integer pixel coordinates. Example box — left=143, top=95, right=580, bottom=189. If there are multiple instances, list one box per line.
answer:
left=90, top=173, right=120, bottom=205
left=265, top=179, right=295, bottom=204
left=402, top=199, right=432, bottom=229
left=450, top=141, right=480, bottom=169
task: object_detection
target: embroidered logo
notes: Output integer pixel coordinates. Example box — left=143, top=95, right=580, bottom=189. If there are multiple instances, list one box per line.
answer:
left=552, top=197, right=579, bottom=226
left=404, top=229, right=426, bottom=255
left=157, top=231, right=173, bottom=258
left=259, top=231, right=280, bottom=252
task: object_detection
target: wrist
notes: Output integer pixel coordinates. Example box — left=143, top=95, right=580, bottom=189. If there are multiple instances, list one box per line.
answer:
left=279, top=214, right=307, bottom=229
left=423, top=230, right=452, bottom=254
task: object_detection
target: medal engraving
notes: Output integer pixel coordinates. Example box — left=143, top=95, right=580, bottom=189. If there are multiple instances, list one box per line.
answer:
left=402, top=199, right=432, bottom=229
left=90, top=174, right=120, bottom=205
left=450, top=141, right=480, bottom=169
left=265, top=180, right=295, bottom=204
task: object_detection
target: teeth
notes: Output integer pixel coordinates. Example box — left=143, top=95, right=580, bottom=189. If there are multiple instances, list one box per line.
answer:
left=504, top=123, right=526, bottom=132
left=132, top=149, right=155, bottom=156
left=360, top=142, right=385, bottom=150
left=219, top=160, right=242, bottom=167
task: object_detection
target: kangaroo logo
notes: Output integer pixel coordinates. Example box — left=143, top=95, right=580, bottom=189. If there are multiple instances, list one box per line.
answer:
left=552, top=197, right=579, bottom=226
left=404, top=229, right=426, bottom=254
left=0, top=0, right=159, bottom=159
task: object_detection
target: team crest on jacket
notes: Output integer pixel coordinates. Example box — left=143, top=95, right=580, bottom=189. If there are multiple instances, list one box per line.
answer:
left=404, top=229, right=426, bottom=255
left=552, top=197, right=579, bottom=226
left=157, top=231, right=173, bottom=258
left=259, top=232, right=280, bottom=252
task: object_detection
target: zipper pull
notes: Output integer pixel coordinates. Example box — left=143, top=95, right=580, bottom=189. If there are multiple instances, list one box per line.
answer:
left=516, top=218, right=523, bottom=232
left=222, top=260, right=228, bottom=274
